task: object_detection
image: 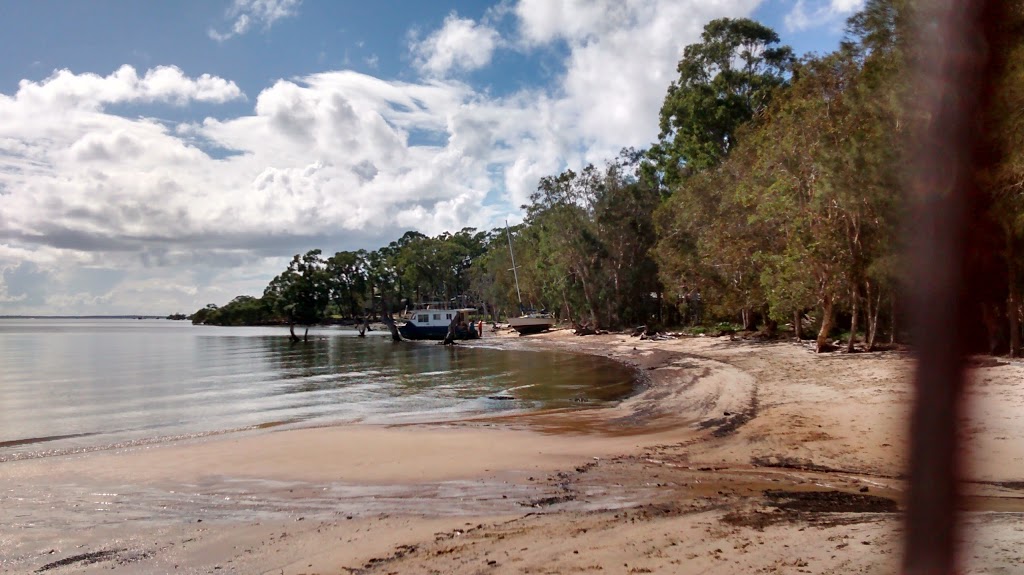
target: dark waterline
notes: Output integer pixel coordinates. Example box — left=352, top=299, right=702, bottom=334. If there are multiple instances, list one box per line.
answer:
left=0, top=319, right=636, bottom=459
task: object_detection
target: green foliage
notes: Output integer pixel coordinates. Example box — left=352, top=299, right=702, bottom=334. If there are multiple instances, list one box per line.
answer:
left=264, top=249, right=330, bottom=327
left=653, top=2, right=910, bottom=341
left=498, top=149, right=663, bottom=328
left=192, top=295, right=276, bottom=326
left=326, top=250, right=369, bottom=318
left=653, top=18, right=794, bottom=181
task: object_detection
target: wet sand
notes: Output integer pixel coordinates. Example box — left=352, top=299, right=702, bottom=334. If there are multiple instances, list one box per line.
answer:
left=2, top=330, right=1024, bottom=574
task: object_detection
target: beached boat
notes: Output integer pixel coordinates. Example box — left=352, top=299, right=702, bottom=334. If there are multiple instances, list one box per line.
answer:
left=398, top=305, right=480, bottom=340
left=504, top=222, right=554, bottom=335
left=509, top=312, right=554, bottom=335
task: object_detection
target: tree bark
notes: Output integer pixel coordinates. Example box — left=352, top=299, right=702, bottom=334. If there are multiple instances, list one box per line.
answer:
left=1009, top=238, right=1020, bottom=356
left=866, top=280, right=882, bottom=351
left=579, top=274, right=600, bottom=330
left=442, top=314, right=459, bottom=345
left=794, top=309, right=803, bottom=341
left=561, top=286, right=572, bottom=324
left=303, top=327, right=309, bottom=342
left=982, top=303, right=1001, bottom=355
left=889, top=293, right=896, bottom=345
left=816, top=295, right=834, bottom=353
left=1009, top=294, right=1020, bottom=357
left=379, top=299, right=402, bottom=342
left=847, top=284, right=859, bottom=353
left=289, top=323, right=300, bottom=343
left=381, top=313, right=401, bottom=341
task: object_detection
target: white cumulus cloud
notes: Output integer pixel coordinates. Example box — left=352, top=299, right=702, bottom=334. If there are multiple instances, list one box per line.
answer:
left=411, top=13, right=501, bottom=77
left=512, top=0, right=762, bottom=164
left=8, top=65, right=243, bottom=110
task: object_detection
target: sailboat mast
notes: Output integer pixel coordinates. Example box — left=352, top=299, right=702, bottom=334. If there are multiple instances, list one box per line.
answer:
left=504, top=220, right=523, bottom=307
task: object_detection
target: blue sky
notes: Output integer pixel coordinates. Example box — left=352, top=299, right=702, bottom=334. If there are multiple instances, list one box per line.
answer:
left=0, top=0, right=862, bottom=314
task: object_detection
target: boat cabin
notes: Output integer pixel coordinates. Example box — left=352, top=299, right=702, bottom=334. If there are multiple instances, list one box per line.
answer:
left=398, top=305, right=480, bottom=340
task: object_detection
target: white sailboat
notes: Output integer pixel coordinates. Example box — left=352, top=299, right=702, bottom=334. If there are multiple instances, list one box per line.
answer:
left=505, top=222, right=554, bottom=335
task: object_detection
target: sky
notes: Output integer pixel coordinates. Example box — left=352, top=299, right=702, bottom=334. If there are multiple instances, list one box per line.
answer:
left=0, top=0, right=863, bottom=315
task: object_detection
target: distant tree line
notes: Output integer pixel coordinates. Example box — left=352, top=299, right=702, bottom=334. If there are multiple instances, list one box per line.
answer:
left=197, top=0, right=1024, bottom=354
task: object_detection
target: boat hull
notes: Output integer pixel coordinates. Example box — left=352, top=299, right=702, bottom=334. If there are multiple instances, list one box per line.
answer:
left=509, top=316, right=553, bottom=335
left=399, top=323, right=479, bottom=340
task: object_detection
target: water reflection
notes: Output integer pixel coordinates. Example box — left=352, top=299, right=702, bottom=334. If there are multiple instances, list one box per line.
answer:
left=0, top=319, right=636, bottom=457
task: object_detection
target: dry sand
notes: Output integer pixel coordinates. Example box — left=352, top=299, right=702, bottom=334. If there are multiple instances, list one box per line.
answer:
left=2, top=330, right=1023, bottom=574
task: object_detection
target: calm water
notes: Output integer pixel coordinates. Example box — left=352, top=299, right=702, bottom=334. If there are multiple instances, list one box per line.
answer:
left=0, top=319, right=636, bottom=459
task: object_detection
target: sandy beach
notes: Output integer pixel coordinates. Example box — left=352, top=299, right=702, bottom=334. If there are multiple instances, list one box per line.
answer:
left=3, top=330, right=1023, bottom=574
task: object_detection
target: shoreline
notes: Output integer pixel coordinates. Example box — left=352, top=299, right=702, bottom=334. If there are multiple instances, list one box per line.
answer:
left=3, top=330, right=1023, bottom=573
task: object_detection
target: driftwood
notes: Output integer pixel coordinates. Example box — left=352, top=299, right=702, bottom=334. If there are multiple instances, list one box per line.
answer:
left=442, top=315, right=459, bottom=345
left=379, top=299, right=402, bottom=342
left=629, top=324, right=677, bottom=341
left=572, top=321, right=605, bottom=336
left=288, top=323, right=309, bottom=343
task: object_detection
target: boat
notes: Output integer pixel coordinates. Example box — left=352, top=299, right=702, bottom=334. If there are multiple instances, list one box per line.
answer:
left=504, top=222, right=554, bottom=335
left=398, top=305, right=480, bottom=340
left=508, top=312, right=554, bottom=335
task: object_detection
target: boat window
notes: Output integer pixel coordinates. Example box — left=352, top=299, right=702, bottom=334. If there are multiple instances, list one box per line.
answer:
left=418, top=314, right=429, bottom=322
left=433, top=314, right=441, bottom=320
left=446, top=313, right=452, bottom=320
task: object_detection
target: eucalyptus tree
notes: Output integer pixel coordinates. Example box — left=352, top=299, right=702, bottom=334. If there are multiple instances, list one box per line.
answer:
left=326, top=250, right=369, bottom=318
left=592, top=150, right=663, bottom=326
left=525, top=165, right=607, bottom=327
left=745, top=53, right=870, bottom=351
left=446, top=227, right=491, bottom=302
left=983, top=3, right=1024, bottom=355
left=652, top=17, right=794, bottom=182
left=264, top=249, right=330, bottom=342
left=654, top=139, right=774, bottom=330
left=517, top=150, right=662, bottom=329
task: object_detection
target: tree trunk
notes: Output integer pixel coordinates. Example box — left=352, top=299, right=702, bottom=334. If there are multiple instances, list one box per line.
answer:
left=580, top=275, right=599, bottom=330
left=561, top=286, right=572, bottom=324
left=1010, top=294, right=1020, bottom=357
left=889, top=293, right=896, bottom=345
left=982, top=303, right=1001, bottom=355
left=1009, top=240, right=1020, bottom=357
left=289, top=323, right=300, bottom=343
left=866, top=281, right=882, bottom=351
left=303, top=327, right=309, bottom=342
left=381, top=313, right=401, bottom=341
left=442, top=315, right=459, bottom=345
left=379, top=299, right=401, bottom=342
left=846, top=284, right=859, bottom=353
left=794, top=310, right=802, bottom=341
left=816, top=295, right=834, bottom=353
left=657, top=291, right=664, bottom=324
